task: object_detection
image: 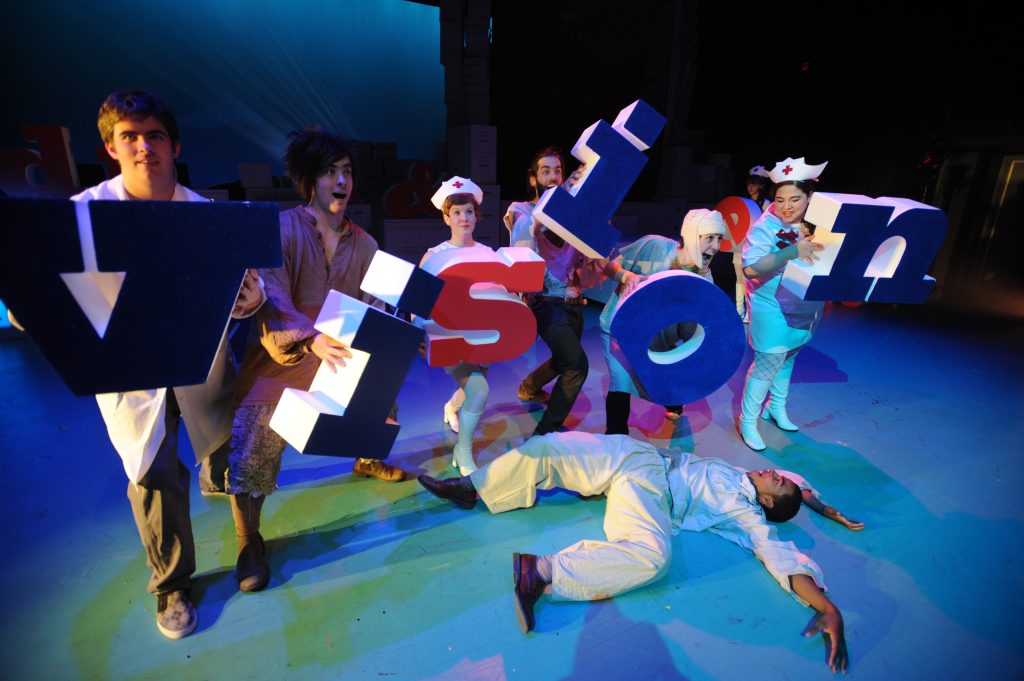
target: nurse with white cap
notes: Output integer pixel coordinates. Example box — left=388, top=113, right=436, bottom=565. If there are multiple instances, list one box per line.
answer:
left=738, top=157, right=828, bottom=451
left=421, top=176, right=492, bottom=475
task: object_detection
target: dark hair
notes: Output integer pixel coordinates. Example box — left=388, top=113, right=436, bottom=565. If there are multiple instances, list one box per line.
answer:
left=284, top=126, right=356, bottom=203
left=770, top=179, right=817, bottom=201
left=527, top=146, right=564, bottom=180
left=746, top=174, right=769, bottom=187
left=762, top=481, right=802, bottom=523
left=441, top=192, right=479, bottom=215
left=97, top=91, right=179, bottom=145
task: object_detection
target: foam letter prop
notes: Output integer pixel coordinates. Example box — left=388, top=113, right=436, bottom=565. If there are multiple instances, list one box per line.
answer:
left=270, top=250, right=443, bottom=458
left=780, top=193, right=948, bottom=303
left=713, top=196, right=762, bottom=252
left=420, top=246, right=545, bottom=366
left=609, top=270, right=745, bottom=406
left=0, top=199, right=280, bottom=395
left=534, top=100, right=667, bottom=259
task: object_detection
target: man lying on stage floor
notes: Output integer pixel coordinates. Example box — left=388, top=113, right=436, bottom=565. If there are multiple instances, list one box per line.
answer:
left=418, top=431, right=856, bottom=673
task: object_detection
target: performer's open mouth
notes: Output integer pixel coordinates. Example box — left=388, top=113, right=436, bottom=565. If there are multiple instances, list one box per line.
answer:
left=332, top=191, right=347, bottom=200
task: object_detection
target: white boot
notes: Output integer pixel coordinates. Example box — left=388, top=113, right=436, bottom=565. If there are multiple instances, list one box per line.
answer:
left=443, top=388, right=465, bottom=433
left=739, top=375, right=770, bottom=451
left=451, top=407, right=482, bottom=475
left=761, top=358, right=798, bottom=432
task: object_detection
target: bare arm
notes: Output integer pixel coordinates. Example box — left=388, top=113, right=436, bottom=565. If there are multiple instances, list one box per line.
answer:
left=743, top=236, right=823, bottom=279
left=602, top=254, right=648, bottom=299
left=791, top=574, right=849, bottom=673
left=802, top=489, right=865, bottom=531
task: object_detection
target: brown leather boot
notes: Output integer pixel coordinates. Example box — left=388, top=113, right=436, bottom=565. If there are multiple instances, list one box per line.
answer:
left=353, top=458, right=406, bottom=482
left=236, top=532, right=269, bottom=592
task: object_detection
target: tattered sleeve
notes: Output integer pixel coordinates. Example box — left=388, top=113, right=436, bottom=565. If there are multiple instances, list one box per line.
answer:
left=257, top=225, right=318, bottom=366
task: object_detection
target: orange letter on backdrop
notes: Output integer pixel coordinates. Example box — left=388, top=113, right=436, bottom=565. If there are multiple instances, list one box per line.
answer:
left=713, top=196, right=762, bottom=252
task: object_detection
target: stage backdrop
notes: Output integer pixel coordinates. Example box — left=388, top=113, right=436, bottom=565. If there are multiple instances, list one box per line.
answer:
left=0, top=0, right=445, bottom=190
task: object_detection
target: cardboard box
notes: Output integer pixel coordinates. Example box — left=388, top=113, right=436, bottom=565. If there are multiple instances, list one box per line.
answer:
left=463, top=57, right=489, bottom=79
left=448, top=125, right=497, bottom=182
left=659, top=162, right=701, bottom=181
left=661, top=147, right=693, bottom=165
left=194, top=189, right=230, bottom=202
left=440, top=20, right=463, bottom=42
left=245, top=187, right=301, bottom=202
left=467, top=0, right=491, bottom=18
left=384, top=159, right=413, bottom=180
left=657, top=177, right=697, bottom=197
left=708, top=152, right=732, bottom=168
left=444, top=64, right=465, bottom=88
left=464, top=17, right=490, bottom=36
left=239, top=163, right=273, bottom=188
left=467, top=95, right=490, bottom=122
left=346, top=203, right=373, bottom=229
left=440, top=40, right=462, bottom=65
left=382, top=218, right=449, bottom=258
left=451, top=124, right=496, bottom=151
left=374, top=143, right=398, bottom=161
left=439, top=0, right=466, bottom=21
left=359, top=158, right=384, bottom=178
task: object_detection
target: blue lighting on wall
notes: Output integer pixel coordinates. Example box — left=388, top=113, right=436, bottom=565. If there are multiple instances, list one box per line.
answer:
left=1, top=0, right=443, bottom=188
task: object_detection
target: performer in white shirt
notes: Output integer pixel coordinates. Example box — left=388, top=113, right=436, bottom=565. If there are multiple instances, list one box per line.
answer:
left=419, top=431, right=851, bottom=673
left=71, top=91, right=263, bottom=639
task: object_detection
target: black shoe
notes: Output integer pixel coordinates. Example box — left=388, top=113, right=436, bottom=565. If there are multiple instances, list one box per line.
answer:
left=531, top=425, right=569, bottom=438
left=417, top=474, right=478, bottom=509
left=236, top=532, right=269, bottom=592
left=513, top=553, right=547, bottom=633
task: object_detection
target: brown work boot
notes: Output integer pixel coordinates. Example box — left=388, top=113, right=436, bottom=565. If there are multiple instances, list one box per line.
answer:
left=236, top=532, right=269, bottom=593
left=517, top=381, right=550, bottom=403
left=353, top=458, right=406, bottom=482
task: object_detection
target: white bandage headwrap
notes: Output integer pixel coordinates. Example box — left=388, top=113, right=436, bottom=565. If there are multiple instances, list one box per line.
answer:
left=680, top=209, right=726, bottom=269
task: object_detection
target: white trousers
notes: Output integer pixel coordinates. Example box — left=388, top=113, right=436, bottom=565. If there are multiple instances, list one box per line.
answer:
left=470, top=434, right=672, bottom=601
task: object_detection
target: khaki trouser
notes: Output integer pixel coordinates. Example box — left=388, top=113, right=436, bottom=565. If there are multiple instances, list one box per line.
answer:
left=471, top=434, right=672, bottom=601
left=127, top=390, right=195, bottom=594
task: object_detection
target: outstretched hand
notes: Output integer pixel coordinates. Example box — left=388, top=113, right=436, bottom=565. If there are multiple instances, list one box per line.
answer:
left=311, top=333, right=353, bottom=372
left=824, top=506, right=865, bottom=531
left=802, top=609, right=848, bottom=673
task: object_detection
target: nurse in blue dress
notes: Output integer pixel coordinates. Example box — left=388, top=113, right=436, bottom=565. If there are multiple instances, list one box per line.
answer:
left=738, top=157, right=828, bottom=451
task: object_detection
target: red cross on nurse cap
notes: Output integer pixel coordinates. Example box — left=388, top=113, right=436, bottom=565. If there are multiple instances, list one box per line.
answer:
left=430, top=175, right=484, bottom=210
left=768, top=157, right=828, bottom=184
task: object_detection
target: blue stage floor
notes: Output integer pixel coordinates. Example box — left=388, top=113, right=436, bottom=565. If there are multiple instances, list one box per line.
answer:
left=1, top=302, right=1022, bottom=679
